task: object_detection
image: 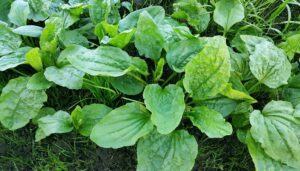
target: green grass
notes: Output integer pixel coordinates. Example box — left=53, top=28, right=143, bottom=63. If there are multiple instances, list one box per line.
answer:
left=0, top=125, right=253, bottom=171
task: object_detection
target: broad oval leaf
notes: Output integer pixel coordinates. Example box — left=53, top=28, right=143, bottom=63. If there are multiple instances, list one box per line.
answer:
left=35, top=111, right=73, bottom=141
left=28, top=0, right=52, bottom=22
left=90, top=102, right=154, bottom=148
left=59, top=30, right=89, bottom=47
left=119, top=6, right=165, bottom=32
left=109, top=74, right=145, bottom=95
left=71, top=104, right=112, bottom=136
left=89, top=0, right=111, bottom=24
left=0, top=24, right=22, bottom=56
left=250, top=101, right=300, bottom=169
left=166, top=38, right=204, bottom=73
left=0, top=47, right=32, bottom=71
left=213, top=0, right=244, bottom=32
left=183, top=36, right=231, bottom=100
left=187, top=106, right=233, bottom=138
left=246, top=133, right=297, bottom=171
left=44, top=65, right=85, bottom=90
left=13, top=25, right=43, bottom=37
left=27, top=72, right=52, bottom=90
left=135, top=11, right=164, bottom=61
left=172, top=0, right=210, bottom=33
left=137, top=130, right=198, bottom=171
left=143, top=84, right=185, bottom=134
left=8, top=0, right=30, bottom=26
left=242, top=35, right=291, bottom=88
left=0, top=77, right=47, bottom=130
left=63, top=45, right=133, bottom=77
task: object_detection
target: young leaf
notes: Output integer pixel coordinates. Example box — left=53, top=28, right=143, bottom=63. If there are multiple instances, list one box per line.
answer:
left=13, top=25, right=43, bottom=37
left=153, top=58, right=165, bottom=82
left=221, top=84, right=257, bottom=103
left=166, top=38, right=205, bottom=73
left=241, top=35, right=291, bottom=88
left=71, top=104, right=112, bottom=136
left=183, top=36, right=231, bottom=100
left=143, top=84, right=185, bottom=134
left=0, top=77, right=47, bottom=130
left=105, top=29, right=136, bottom=48
left=187, top=106, right=233, bottom=138
left=213, top=0, right=244, bottom=32
left=249, top=101, right=300, bottom=169
left=25, top=48, right=43, bottom=71
left=90, top=102, right=153, bottom=148
left=0, top=24, right=22, bottom=56
left=8, top=0, right=30, bottom=26
left=119, top=6, right=165, bottom=32
left=27, top=72, right=52, bottom=90
left=137, top=130, right=198, bottom=171
left=44, top=65, right=85, bottom=90
left=35, top=111, right=73, bottom=141
left=63, top=45, right=132, bottom=77
left=0, top=47, right=32, bottom=71
left=135, top=11, right=164, bottom=61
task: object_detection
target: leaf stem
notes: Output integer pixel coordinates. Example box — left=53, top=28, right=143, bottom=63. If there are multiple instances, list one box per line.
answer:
left=162, top=72, right=177, bottom=87
left=127, top=72, right=147, bottom=85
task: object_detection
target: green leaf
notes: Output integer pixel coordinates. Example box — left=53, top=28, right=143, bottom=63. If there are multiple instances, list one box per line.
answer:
left=8, top=0, right=30, bottom=26
left=213, top=0, right=244, bottom=32
left=13, top=25, right=43, bottom=37
left=44, top=65, right=85, bottom=90
left=249, top=101, right=300, bottom=169
left=143, top=84, right=185, bottom=134
left=229, top=49, right=252, bottom=80
left=135, top=11, right=164, bottom=61
left=109, top=74, right=145, bottom=95
left=90, top=102, right=153, bottom=148
left=0, top=0, right=13, bottom=23
left=199, top=96, right=238, bottom=117
left=246, top=133, right=297, bottom=171
left=137, top=130, right=198, bottom=171
left=279, top=33, right=300, bottom=60
left=89, top=0, right=111, bottom=24
left=187, top=106, right=233, bottom=138
left=119, top=6, right=165, bottom=32
left=0, top=24, right=22, bottom=56
left=166, top=38, right=205, bottom=73
left=71, top=104, right=112, bottom=136
left=0, top=47, right=32, bottom=71
left=183, top=36, right=231, bottom=100
left=28, top=0, right=52, bottom=22
left=0, top=77, right=47, bottom=130
left=153, top=58, right=165, bottom=82
left=241, top=35, right=291, bottom=88
left=282, top=88, right=300, bottom=106
left=172, top=0, right=210, bottom=33
left=40, top=17, right=63, bottom=53
left=59, top=30, right=89, bottom=47
left=100, top=21, right=119, bottom=37
left=132, top=57, right=149, bottom=76
left=35, top=111, right=73, bottom=141
left=221, top=84, right=257, bottom=103
left=106, top=29, right=136, bottom=48
left=32, top=107, right=56, bottom=125
left=63, top=45, right=132, bottom=77
left=25, top=48, right=43, bottom=71
left=27, top=72, right=52, bottom=90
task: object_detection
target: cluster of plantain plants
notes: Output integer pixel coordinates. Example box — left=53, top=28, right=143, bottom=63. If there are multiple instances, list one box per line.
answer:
left=0, top=0, right=300, bottom=170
